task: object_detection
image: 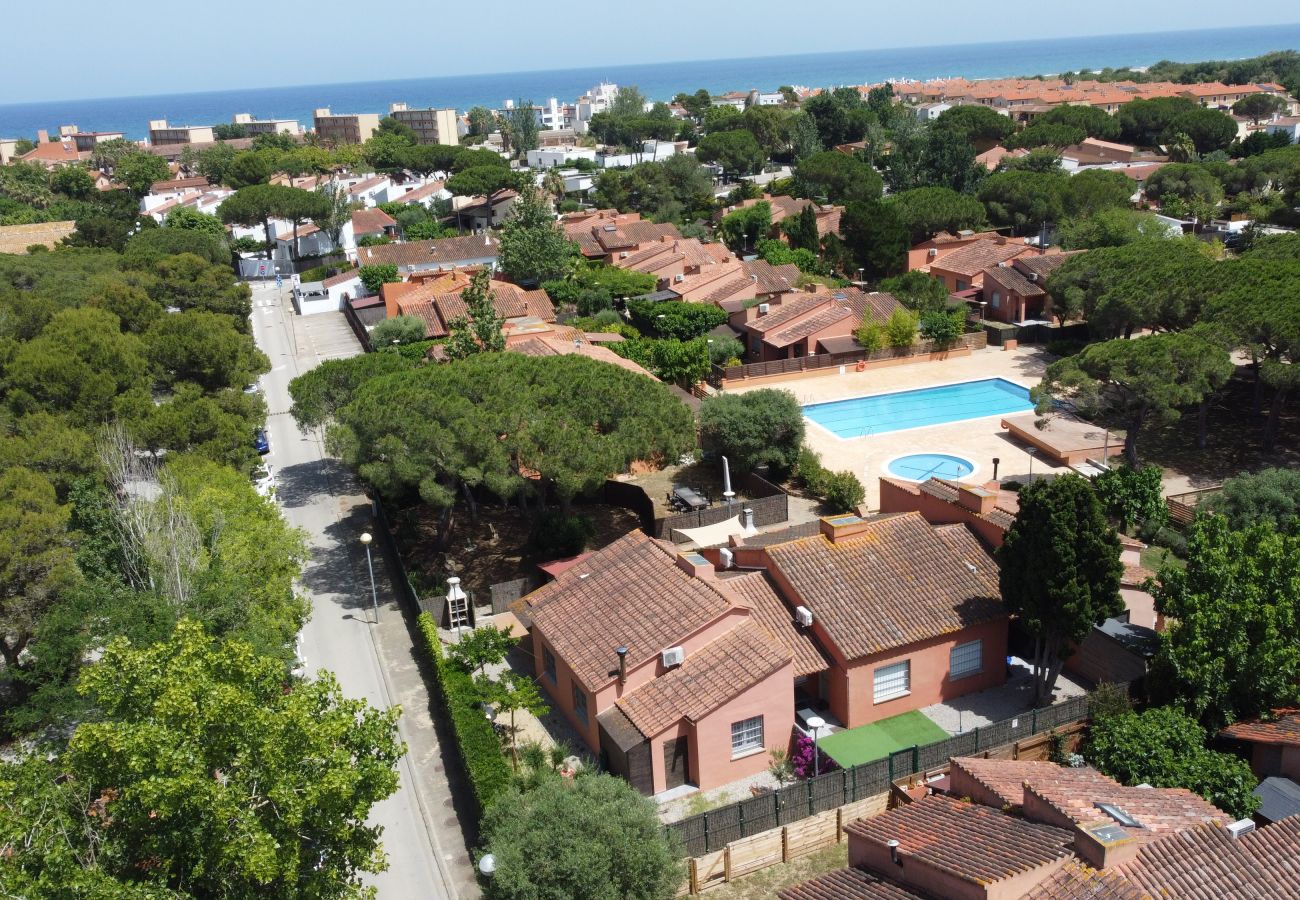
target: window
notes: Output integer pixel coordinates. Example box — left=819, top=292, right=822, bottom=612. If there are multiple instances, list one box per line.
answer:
left=950, top=640, right=983, bottom=679
left=873, top=660, right=910, bottom=704
left=572, top=684, right=588, bottom=724
left=544, top=648, right=557, bottom=683
left=730, top=715, right=764, bottom=757
left=956, top=280, right=968, bottom=292
left=991, top=292, right=1001, bottom=309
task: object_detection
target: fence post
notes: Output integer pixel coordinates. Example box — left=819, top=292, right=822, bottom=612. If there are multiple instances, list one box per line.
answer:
left=912, top=744, right=919, bottom=774
left=808, top=778, right=814, bottom=817
left=775, top=789, right=781, bottom=825
left=888, top=754, right=894, bottom=782
left=1032, top=708, right=1038, bottom=734
left=974, top=726, right=980, bottom=751
left=703, top=812, right=710, bottom=853
left=852, top=765, right=859, bottom=802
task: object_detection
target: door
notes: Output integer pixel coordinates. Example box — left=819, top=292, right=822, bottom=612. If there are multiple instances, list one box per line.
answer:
left=663, top=737, right=689, bottom=790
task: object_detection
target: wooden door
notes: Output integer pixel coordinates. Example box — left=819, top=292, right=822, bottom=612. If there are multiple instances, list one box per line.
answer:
left=663, top=737, right=689, bottom=790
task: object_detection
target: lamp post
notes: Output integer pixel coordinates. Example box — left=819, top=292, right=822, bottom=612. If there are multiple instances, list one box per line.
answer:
left=478, top=853, right=497, bottom=879
left=806, top=716, right=826, bottom=777
left=992, top=457, right=1000, bottom=482
left=1026, top=447, right=1038, bottom=484
left=359, top=532, right=378, bottom=624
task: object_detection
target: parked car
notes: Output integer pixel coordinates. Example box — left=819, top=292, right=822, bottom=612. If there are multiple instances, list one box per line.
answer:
left=243, top=382, right=261, bottom=395
left=253, top=429, right=270, bottom=454
left=251, top=464, right=275, bottom=498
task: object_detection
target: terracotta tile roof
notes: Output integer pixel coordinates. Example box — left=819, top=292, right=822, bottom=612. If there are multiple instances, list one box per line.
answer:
left=905, top=478, right=1018, bottom=529
left=1117, top=819, right=1300, bottom=899
left=510, top=336, right=654, bottom=379
left=347, top=174, right=388, bottom=195
left=845, top=795, right=1075, bottom=885
left=1023, top=860, right=1146, bottom=900
left=768, top=305, right=853, bottom=348
left=698, top=275, right=755, bottom=304
left=276, top=223, right=321, bottom=240
left=322, top=269, right=360, bottom=288
left=1025, top=773, right=1227, bottom=836
left=1015, top=252, right=1079, bottom=280
left=720, top=571, right=830, bottom=677
left=19, top=141, right=86, bottom=164
left=930, top=240, right=1036, bottom=278
left=741, top=259, right=800, bottom=295
left=763, top=513, right=1003, bottom=660
left=570, top=220, right=680, bottom=257
left=985, top=263, right=1047, bottom=298
left=357, top=233, right=498, bottom=268
left=617, top=621, right=790, bottom=737
left=395, top=297, right=447, bottom=338
left=950, top=757, right=1098, bottom=810
left=150, top=175, right=210, bottom=193
left=778, top=868, right=924, bottom=900
left=434, top=284, right=555, bottom=321
left=525, top=531, right=736, bottom=689
left=834, top=288, right=904, bottom=327
left=747, top=294, right=831, bottom=335
left=1221, top=710, right=1300, bottom=746
left=351, top=207, right=397, bottom=235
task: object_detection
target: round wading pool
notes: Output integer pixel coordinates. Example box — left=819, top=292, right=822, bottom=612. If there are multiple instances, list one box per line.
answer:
left=885, top=453, right=977, bottom=482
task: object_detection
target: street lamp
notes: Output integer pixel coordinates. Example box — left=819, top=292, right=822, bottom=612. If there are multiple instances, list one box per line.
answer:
left=478, top=853, right=497, bottom=878
left=359, top=532, right=378, bottom=624
left=1026, top=447, right=1038, bottom=484
left=806, top=716, right=826, bottom=777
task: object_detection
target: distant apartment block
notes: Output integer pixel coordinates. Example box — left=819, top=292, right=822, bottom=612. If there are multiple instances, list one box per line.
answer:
left=313, top=108, right=381, bottom=145
left=387, top=103, right=460, bottom=145
left=148, top=119, right=216, bottom=146
left=56, top=125, right=126, bottom=151
left=232, top=113, right=301, bottom=135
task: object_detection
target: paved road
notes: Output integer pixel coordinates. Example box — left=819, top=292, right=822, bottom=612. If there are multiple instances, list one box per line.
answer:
left=249, top=282, right=475, bottom=899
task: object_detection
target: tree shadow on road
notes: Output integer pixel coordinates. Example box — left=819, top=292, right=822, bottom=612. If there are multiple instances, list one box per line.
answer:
left=275, top=458, right=355, bottom=510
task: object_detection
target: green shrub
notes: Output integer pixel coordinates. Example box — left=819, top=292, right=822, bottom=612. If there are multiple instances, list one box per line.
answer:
left=884, top=308, right=918, bottom=348
left=822, top=470, right=866, bottom=513
left=529, top=511, right=595, bottom=559
left=299, top=262, right=354, bottom=283
left=708, top=335, right=745, bottom=366
left=1045, top=339, right=1087, bottom=358
left=1152, top=526, right=1187, bottom=555
left=855, top=322, right=884, bottom=353
left=417, top=613, right=512, bottom=814
left=794, top=446, right=829, bottom=495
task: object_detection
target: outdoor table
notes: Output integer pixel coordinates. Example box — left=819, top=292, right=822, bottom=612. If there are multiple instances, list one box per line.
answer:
left=673, top=485, right=708, bottom=510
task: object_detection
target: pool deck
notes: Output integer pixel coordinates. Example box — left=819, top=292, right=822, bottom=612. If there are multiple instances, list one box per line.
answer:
left=727, top=345, right=1074, bottom=510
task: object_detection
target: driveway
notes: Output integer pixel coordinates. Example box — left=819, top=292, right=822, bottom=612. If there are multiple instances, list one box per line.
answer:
left=250, top=282, right=478, bottom=898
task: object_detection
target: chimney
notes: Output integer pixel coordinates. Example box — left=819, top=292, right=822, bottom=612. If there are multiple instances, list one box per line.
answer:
left=819, top=514, right=871, bottom=543
left=616, top=646, right=628, bottom=684
left=37, top=128, right=49, bottom=143
left=957, top=485, right=997, bottom=516
left=887, top=839, right=902, bottom=866
left=741, top=508, right=758, bottom=536
left=995, top=235, right=1008, bottom=245
left=675, top=551, right=714, bottom=579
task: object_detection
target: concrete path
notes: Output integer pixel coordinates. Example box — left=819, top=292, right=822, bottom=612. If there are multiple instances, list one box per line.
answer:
left=250, top=282, right=478, bottom=899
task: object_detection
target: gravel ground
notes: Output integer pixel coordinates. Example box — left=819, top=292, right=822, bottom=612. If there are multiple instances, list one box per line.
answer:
left=658, top=768, right=783, bottom=824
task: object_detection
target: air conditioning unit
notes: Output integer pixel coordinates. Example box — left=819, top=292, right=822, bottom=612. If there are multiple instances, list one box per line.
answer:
left=674, top=274, right=684, bottom=283
left=619, top=251, right=628, bottom=258
left=1028, top=272, right=1039, bottom=282
left=661, top=646, right=685, bottom=668
left=928, top=248, right=938, bottom=257
left=795, top=606, right=814, bottom=627
left=1225, top=819, right=1256, bottom=839
left=758, top=303, right=770, bottom=315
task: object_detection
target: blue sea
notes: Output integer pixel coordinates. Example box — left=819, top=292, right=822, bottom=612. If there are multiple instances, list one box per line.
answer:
left=2, top=24, right=1299, bottom=141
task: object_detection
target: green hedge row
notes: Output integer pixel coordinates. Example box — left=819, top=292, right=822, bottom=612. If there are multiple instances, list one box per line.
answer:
left=416, top=613, right=513, bottom=814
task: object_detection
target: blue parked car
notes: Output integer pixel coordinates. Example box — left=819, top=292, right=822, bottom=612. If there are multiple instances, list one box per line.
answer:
left=253, top=428, right=270, bottom=454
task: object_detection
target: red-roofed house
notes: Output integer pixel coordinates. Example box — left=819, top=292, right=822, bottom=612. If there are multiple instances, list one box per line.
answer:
left=980, top=252, right=1083, bottom=323
left=905, top=230, right=1004, bottom=273
left=737, top=287, right=904, bottom=361
left=1221, top=710, right=1300, bottom=781
left=927, top=238, right=1045, bottom=294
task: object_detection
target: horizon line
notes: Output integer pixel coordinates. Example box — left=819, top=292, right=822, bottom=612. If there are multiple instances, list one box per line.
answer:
left=3, top=22, right=1298, bottom=109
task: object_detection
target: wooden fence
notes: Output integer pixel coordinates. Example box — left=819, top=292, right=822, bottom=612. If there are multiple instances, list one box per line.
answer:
left=664, top=692, right=1091, bottom=859
left=719, top=332, right=987, bottom=382
left=1165, top=486, right=1222, bottom=527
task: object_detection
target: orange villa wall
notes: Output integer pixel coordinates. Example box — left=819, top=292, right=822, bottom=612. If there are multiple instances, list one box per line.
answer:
left=644, top=660, right=795, bottom=794
left=838, top=620, right=1008, bottom=727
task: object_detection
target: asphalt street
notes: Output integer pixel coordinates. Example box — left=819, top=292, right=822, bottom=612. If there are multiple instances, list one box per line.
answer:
left=249, top=281, right=472, bottom=899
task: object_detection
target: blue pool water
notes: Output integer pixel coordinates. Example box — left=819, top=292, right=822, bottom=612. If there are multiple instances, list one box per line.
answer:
left=888, top=454, right=976, bottom=481
left=803, top=378, right=1033, bottom=438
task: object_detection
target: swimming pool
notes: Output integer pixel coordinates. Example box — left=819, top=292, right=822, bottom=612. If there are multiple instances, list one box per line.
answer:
left=887, top=453, right=976, bottom=481
left=803, top=378, right=1033, bottom=438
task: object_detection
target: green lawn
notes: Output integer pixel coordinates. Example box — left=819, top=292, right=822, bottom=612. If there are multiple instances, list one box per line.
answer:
left=817, top=710, right=949, bottom=767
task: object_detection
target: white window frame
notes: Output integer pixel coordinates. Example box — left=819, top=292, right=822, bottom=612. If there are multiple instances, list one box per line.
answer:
left=730, top=715, right=765, bottom=758
left=873, top=660, right=911, bottom=704
left=950, top=639, right=983, bottom=680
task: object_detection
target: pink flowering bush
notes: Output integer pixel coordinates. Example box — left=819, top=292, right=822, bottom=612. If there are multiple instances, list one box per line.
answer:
left=791, top=733, right=839, bottom=779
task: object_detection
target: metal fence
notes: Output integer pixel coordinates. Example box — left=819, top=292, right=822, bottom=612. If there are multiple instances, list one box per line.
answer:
left=664, top=692, right=1091, bottom=857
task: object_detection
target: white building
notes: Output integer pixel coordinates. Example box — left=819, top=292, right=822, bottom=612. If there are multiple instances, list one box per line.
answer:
left=598, top=140, right=680, bottom=168
left=1266, top=116, right=1300, bottom=143
left=526, top=146, right=598, bottom=169
left=915, top=102, right=952, bottom=121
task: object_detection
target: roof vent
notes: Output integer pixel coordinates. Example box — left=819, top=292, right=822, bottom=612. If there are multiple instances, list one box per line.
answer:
left=1096, top=803, right=1142, bottom=829
left=795, top=606, right=813, bottom=627
left=1225, top=819, right=1255, bottom=839
left=603, top=224, right=617, bottom=232
left=965, top=561, right=978, bottom=574
left=661, top=646, right=685, bottom=668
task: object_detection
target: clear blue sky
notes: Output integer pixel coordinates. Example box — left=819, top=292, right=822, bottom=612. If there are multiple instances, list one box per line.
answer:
left=3, top=0, right=1293, bottom=104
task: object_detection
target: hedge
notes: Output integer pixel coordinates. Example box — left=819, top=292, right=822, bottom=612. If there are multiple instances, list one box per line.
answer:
left=416, top=612, right=513, bottom=814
